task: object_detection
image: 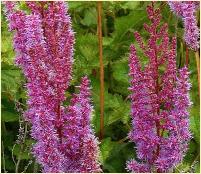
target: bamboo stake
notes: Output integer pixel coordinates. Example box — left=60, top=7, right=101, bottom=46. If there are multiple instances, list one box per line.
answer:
left=97, top=1, right=104, bottom=140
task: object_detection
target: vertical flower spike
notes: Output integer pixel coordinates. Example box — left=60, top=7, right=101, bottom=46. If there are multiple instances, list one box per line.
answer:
left=4, top=2, right=101, bottom=172
left=127, top=3, right=192, bottom=173
left=168, top=1, right=200, bottom=50
left=62, top=77, right=102, bottom=173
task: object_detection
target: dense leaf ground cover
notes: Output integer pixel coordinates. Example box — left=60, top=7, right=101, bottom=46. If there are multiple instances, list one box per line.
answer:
left=1, top=1, right=200, bottom=173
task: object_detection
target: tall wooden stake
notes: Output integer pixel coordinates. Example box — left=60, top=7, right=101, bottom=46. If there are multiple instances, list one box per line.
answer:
left=97, top=1, right=104, bottom=140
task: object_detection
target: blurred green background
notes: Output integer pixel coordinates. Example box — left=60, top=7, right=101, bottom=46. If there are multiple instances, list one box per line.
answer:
left=1, top=1, right=200, bottom=173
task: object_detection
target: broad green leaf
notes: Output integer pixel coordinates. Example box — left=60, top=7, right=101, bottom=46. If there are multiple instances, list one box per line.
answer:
left=194, top=162, right=200, bottom=173
left=2, top=131, right=15, bottom=148
left=1, top=34, right=15, bottom=65
left=8, top=144, right=31, bottom=160
left=175, top=162, right=191, bottom=173
left=81, top=7, right=97, bottom=26
left=190, top=106, right=200, bottom=144
left=68, top=2, right=83, bottom=10
left=112, top=59, right=129, bottom=84
left=106, top=96, right=130, bottom=125
left=1, top=69, right=21, bottom=90
left=103, top=37, right=113, bottom=46
left=112, top=10, right=147, bottom=43
left=183, top=140, right=198, bottom=164
left=2, top=111, right=19, bottom=122
left=103, top=142, right=135, bottom=172
left=121, top=2, right=140, bottom=10
left=4, top=156, right=15, bottom=172
left=100, top=137, right=115, bottom=163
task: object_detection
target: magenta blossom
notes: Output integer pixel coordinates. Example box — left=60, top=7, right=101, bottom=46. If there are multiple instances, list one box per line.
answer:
left=127, top=3, right=192, bottom=173
left=168, top=1, right=200, bottom=50
left=4, top=1, right=101, bottom=172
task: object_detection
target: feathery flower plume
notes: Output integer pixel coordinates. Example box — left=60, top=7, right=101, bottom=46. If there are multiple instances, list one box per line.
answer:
left=4, top=1, right=101, bottom=172
left=62, top=76, right=102, bottom=172
left=127, top=3, right=192, bottom=173
left=168, top=1, right=200, bottom=50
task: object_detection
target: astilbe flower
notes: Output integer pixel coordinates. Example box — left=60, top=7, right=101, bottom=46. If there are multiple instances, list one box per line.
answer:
left=168, top=1, right=200, bottom=50
left=4, top=1, right=101, bottom=173
left=126, top=3, right=192, bottom=173
left=62, top=77, right=102, bottom=172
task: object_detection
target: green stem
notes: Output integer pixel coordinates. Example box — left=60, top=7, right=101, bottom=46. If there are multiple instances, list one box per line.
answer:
left=195, top=51, right=200, bottom=97
left=12, top=144, right=17, bottom=167
left=33, top=159, right=38, bottom=173
left=15, top=123, right=28, bottom=173
left=1, top=141, right=7, bottom=173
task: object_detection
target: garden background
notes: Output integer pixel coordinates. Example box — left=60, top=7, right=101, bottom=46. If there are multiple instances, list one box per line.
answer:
left=1, top=1, right=200, bottom=173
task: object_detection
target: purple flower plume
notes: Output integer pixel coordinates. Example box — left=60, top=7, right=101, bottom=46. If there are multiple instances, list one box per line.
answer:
left=127, top=3, right=192, bottom=173
left=4, top=1, right=101, bottom=173
left=168, top=1, right=200, bottom=50
left=62, top=77, right=102, bottom=172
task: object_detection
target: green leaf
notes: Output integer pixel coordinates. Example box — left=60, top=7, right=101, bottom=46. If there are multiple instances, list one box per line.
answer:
left=100, top=137, right=115, bottom=164
left=8, top=144, right=31, bottom=160
left=68, top=2, right=83, bottom=10
left=2, top=131, right=15, bottom=148
left=175, top=162, right=191, bottom=173
left=194, top=162, right=200, bottom=173
left=183, top=140, right=198, bottom=164
left=74, top=33, right=106, bottom=77
left=112, top=58, right=129, bottom=84
left=106, top=95, right=130, bottom=125
left=103, top=37, right=113, bottom=46
left=1, top=111, right=19, bottom=122
left=1, top=69, right=22, bottom=94
left=81, top=7, right=97, bottom=26
left=75, top=33, right=108, bottom=67
left=190, top=106, right=200, bottom=144
left=1, top=35, right=15, bottom=65
left=121, top=2, right=140, bottom=10
left=4, top=156, right=15, bottom=172
left=103, top=142, right=135, bottom=172
left=112, top=10, right=147, bottom=43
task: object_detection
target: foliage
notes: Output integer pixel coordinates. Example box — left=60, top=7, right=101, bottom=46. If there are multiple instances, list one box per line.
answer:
left=1, top=1, right=200, bottom=173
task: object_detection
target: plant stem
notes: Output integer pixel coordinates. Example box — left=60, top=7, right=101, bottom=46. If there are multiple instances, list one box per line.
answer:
left=195, top=51, right=200, bottom=96
left=15, top=123, right=28, bottom=173
left=57, top=104, right=62, bottom=143
left=33, top=159, right=38, bottom=173
left=22, top=160, right=33, bottom=173
left=179, top=41, right=183, bottom=68
left=2, top=121, right=7, bottom=135
left=182, top=152, right=200, bottom=173
left=41, top=2, right=63, bottom=143
left=97, top=1, right=104, bottom=140
left=186, top=46, right=189, bottom=67
left=12, top=144, right=17, bottom=167
left=153, top=4, right=160, bottom=171
left=117, top=137, right=128, bottom=144
left=2, top=141, right=7, bottom=173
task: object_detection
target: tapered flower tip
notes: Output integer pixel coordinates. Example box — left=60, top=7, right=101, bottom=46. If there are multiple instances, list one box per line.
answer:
left=3, top=1, right=16, bottom=12
left=126, top=160, right=150, bottom=173
left=80, top=76, right=90, bottom=86
left=76, top=76, right=91, bottom=98
left=130, top=44, right=136, bottom=53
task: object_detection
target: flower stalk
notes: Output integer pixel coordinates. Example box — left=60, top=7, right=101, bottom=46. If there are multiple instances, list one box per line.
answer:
left=126, top=3, right=192, bottom=173
left=4, top=2, right=101, bottom=172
